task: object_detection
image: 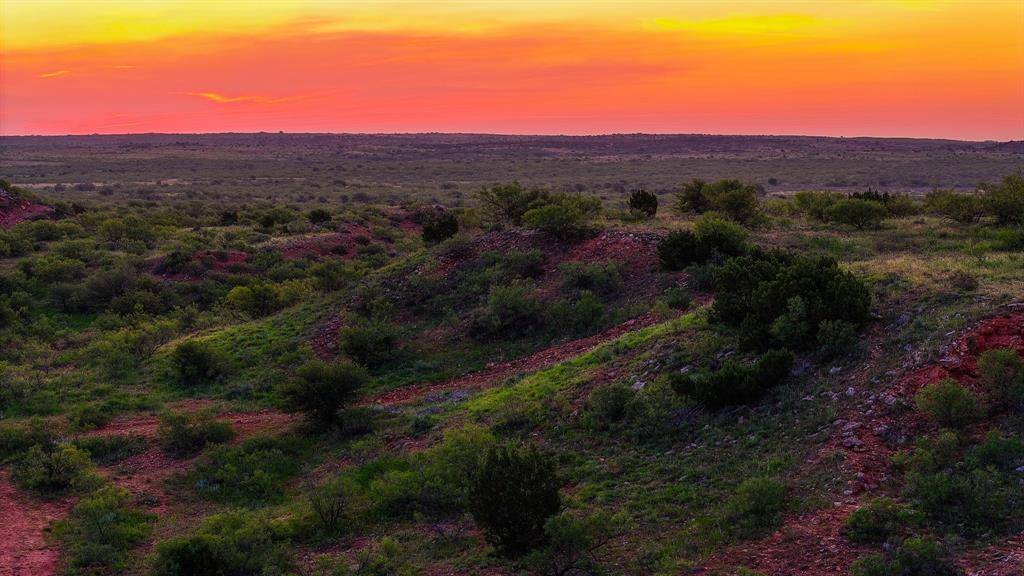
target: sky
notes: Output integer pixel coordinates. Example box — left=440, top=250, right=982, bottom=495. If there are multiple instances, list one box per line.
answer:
left=1, top=1, right=1022, bottom=139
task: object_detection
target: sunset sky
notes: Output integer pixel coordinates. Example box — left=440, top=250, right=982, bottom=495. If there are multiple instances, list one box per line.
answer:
left=1, top=1, right=1022, bottom=139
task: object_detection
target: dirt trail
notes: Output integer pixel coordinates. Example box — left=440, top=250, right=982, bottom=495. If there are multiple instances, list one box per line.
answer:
left=83, top=406, right=296, bottom=440
left=363, top=311, right=667, bottom=408
left=698, top=311, right=1024, bottom=576
left=0, top=471, right=72, bottom=576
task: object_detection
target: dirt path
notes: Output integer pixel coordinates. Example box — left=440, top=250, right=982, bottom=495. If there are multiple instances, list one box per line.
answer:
left=363, top=311, right=667, bottom=408
left=83, top=406, right=297, bottom=440
left=0, top=470, right=72, bottom=576
left=698, top=311, right=1024, bottom=576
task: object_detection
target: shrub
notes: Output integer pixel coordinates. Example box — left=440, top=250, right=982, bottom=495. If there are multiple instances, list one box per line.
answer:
left=851, top=537, right=962, bottom=576
left=983, top=173, right=1024, bottom=225
left=281, top=360, right=368, bottom=427
left=627, top=189, right=658, bottom=217
left=422, top=211, right=459, bottom=244
left=925, top=190, right=985, bottom=224
left=657, top=230, right=704, bottom=271
left=559, top=261, right=622, bottom=296
left=525, top=511, right=624, bottom=576
left=816, top=319, right=861, bottom=360
left=670, top=350, right=793, bottom=407
left=724, top=477, right=787, bottom=537
left=170, top=340, right=224, bottom=387
left=0, top=418, right=57, bottom=462
left=977, top=348, right=1024, bottom=412
left=521, top=203, right=582, bottom=240
left=692, top=213, right=749, bottom=257
left=74, top=434, right=148, bottom=466
left=152, top=510, right=293, bottom=576
left=661, top=286, right=691, bottom=310
left=468, top=444, right=561, bottom=556
left=582, top=384, right=633, bottom=430
left=12, top=443, right=98, bottom=495
left=476, top=182, right=549, bottom=225
left=54, top=485, right=153, bottom=575
left=157, top=410, right=235, bottom=458
left=550, top=292, right=604, bottom=334
left=915, top=379, right=983, bottom=429
left=340, top=320, right=398, bottom=368
left=308, top=477, right=352, bottom=537
left=712, top=251, right=871, bottom=350
left=307, top=208, right=332, bottom=225
left=844, top=498, right=917, bottom=543
left=674, top=179, right=760, bottom=224
left=827, top=198, right=888, bottom=229
left=224, top=283, right=282, bottom=317
left=191, top=435, right=303, bottom=505
left=793, top=191, right=840, bottom=220
left=471, top=282, right=545, bottom=340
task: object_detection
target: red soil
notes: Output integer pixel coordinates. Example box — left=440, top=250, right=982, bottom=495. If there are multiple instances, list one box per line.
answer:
left=280, top=223, right=372, bottom=260
left=0, top=202, right=53, bottom=230
left=0, top=471, right=72, bottom=576
left=363, top=311, right=665, bottom=408
left=698, top=311, right=1024, bottom=576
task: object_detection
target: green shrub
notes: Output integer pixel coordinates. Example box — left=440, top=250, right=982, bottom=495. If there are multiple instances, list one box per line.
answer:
left=307, top=477, right=352, bottom=537
left=844, top=498, right=917, bottom=543
left=661, top=286, right=691, bottom=310
left=224, top=283, right=282, bottom=317
left=550, top=292, right=604, bottom=334
left=340, top=320, right=398, bottom=368
left=151, top=510, right=293, bottom=576
left=657, top=230, right=704, bottom=271
left=422, top=211, right=459, bottom=244
left=627, top=189, right=658, bottom=217
left=170, top=340, right=225, bottom=387
left=657, top=215, right=750, bottom=271
left=674, top=179, right=760, bottom=224
left=914, top=379, right=983, bottom=428
left=983, top=173, right=1024, bottom=225
left=191, top=435, right=303, bottom=505
left=793, top=191, right=841, bottom=220
left=468, top=444, right=561, bottom=556
left=74, top=434, right=148, bottom=466
left=670, top=350, right=793, bottom=407
left=582, top=384, right=633, bottom=431
left=925, top=190, right=985, bottom=224
left=827, top=198, right=888, bottom=229
left=0, top=418, right=57, bottom=462
left=724, top=477, right=787, bottom=537
left=471, top=282, right=545, bottom=340
left=12, top=443, right=99, bottom=495
left=525, top=511, right=624, bottom=576
left=307, top=208, right=332, bottom=225
left=851, top=537, right=962, bottom=576
left=68, top=403, right=115, bottom=431
left=816, top=319, right=861, bottom=360
left=559, top=261, right=622, bottom=296
left=281, top=360, right=368, bottom=427
left=54, top=485, right=153, bottom=575
left=476, top=182, right=549, bottom=225
left=977, top=348, right=1024, bottom=412
left=157, top=410, right=235, bottom=458
left=521, top=203, right=583, bottom=240
left=712, top=250, right=871, bottom=350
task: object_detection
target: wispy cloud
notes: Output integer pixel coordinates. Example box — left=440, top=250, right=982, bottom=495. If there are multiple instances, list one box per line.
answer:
left=39, top=70, right=69, bottom=78
left=183, top=91, right=297, bottom=105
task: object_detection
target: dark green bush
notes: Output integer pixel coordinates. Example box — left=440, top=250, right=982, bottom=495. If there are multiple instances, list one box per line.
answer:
left=521, top=203, right=583, bottom=240
left=851, top=537, right=962, bottom=576
left=657, top=230, right=704, bottom=271
left=817, top=319, right=861, bottom=360
left=582, top=383, right=633, bottom=431
left=657, top=214, right=750, bottom=271
left=844, top=497, right=918, bottom=543
left=559, top=261, right=622, bottom=296
left=925, top=190, right=985, bottom=224
left=712, top=250, right=870, bottom=350
left=54, top=485, right=153, bottom=575
left=550, top=292, right=604, bottom=334
left=12, top=443, right=99, bottom=495
left=422, top=211, right=459, bottom=244
left=74, top=434, right=148, bottom=466
left=170, top=340, right=224, bottom=387
left=471, top=282, right=545, bottom=340
left=0, top=418, right=57, bottom=462
left=157, top=410, right=235, bottom=458
left=627, top=189, right=658, bottom=217
left=191, top=435, right=303, bottom=505
left=661, top=286, right=691, bottom=310
left=983, top=173, right=1024, bottom=225
left=793, top=191, right=841, bottom=220
left=280, top=360, right=368, bottom=427
left=723, top=477, right=787, bottom=537
left=152, top=510, right=293, bottom=576
left=307, top=477, right=352, bottom=537
left=476, top=182, right=549, bottom=225
left=670, top=350, right=793, bottom=407
left=914, top=379, right=983, bottom=429
left=674, top=179, right=760, bottom=224
left=307, top=208, right=332, bottom=225
left=224, top=282, right=282, bottom=317
left=977, top=348, right=1024, bottom=412
left=468, top=444, right=561, bottom=556
left=340, top=320, right=398, bottom=368
left=827, top=198, right=888, bottom=229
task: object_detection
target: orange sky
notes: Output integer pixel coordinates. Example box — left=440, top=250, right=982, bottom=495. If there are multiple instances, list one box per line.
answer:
left=1, top=1, right=1022, bottom=139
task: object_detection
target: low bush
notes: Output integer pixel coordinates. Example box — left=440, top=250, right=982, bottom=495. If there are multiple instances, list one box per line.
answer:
left=816, top=319, right=861, bottom=360
left=627, top=189, right=658, bottom=217
left=657, top=214, right=750, bottom=271
left=280, top=360, right=368, bottom=427
left=794, top=191, right=841, bottom=220
left=471, top=282, right=545, bottom=340
left=914, top=379, right=983, bottom=429
left=468, top=444, right=561, bottom=556
left=657, top=230, right=704, bottom=271
left=170, top=340, right=225, bottom=387
left=521, top=202, right=586, bottom=240
left=723, top=477, right=787, bottom=538
left=925, top=190, right=985, bottom=224
left=559, top=261, right=622, bottom=296
left=674, top=179, right=761, bottom=224
left=307, top=477, right=352, bottom=537
left=827, top=198, right=888, bottom=229
left=340, top=320, right=398, bottom=368
left=191, top=435, right=304, bottom=505
left=74, top=434, right=148, bottom=466
left=550, top=292, right=605, bottom=334
left=661, top=286, right=691, bottom=310
left=12, top=443, right=99, bottom=495
left=977, top=348, right=1024, bottom=412
left=582, top=383, right=633, bottom=431
left=307, top=208, right=332, bottom=225
left=851, top=537, right=962, bottom=576
left=670, top=350, right=794, bottom=407
left=224, top=283, right=283, bottom=317
left=152, top=510, right=293, bottom=576
left=983, top=173, right=1024, bottom=225
left=157, top=410, right=235, bottom=458
left=54, top=485, right=153, bottom=575
left=422, top=211, right=459, bottom=244
left=844, top=497, right=918, bottom=543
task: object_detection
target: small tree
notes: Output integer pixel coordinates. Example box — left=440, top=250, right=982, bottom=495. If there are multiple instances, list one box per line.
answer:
left=307, top=209, right=332, bottom=225
left=915, top=379, right=983, bottom=428
left=627, top=189, right=658, bottom=217
left=827, top=198, right=888, bottom=229
left=340, top=320, right=398, bottom=368
left=422, top=212, right=459, bottom=244
left=280, top=360, right=368, bottom=427
left=171, top=340, right=224, bottom=387
left=468, top=444, right=561, bottom=556
left=984, top=174, right=1024, bottom=225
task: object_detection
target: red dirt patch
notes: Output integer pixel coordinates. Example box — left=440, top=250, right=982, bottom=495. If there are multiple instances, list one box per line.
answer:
left=698, top=311, right=1024, bottom=576
left=363, top=311, right=666, bottom=408
left=0, top=470, right=72, bottom=576
left=0, top=199, right=53, bottom=230
left=280, top=224, right=373, bottom=260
